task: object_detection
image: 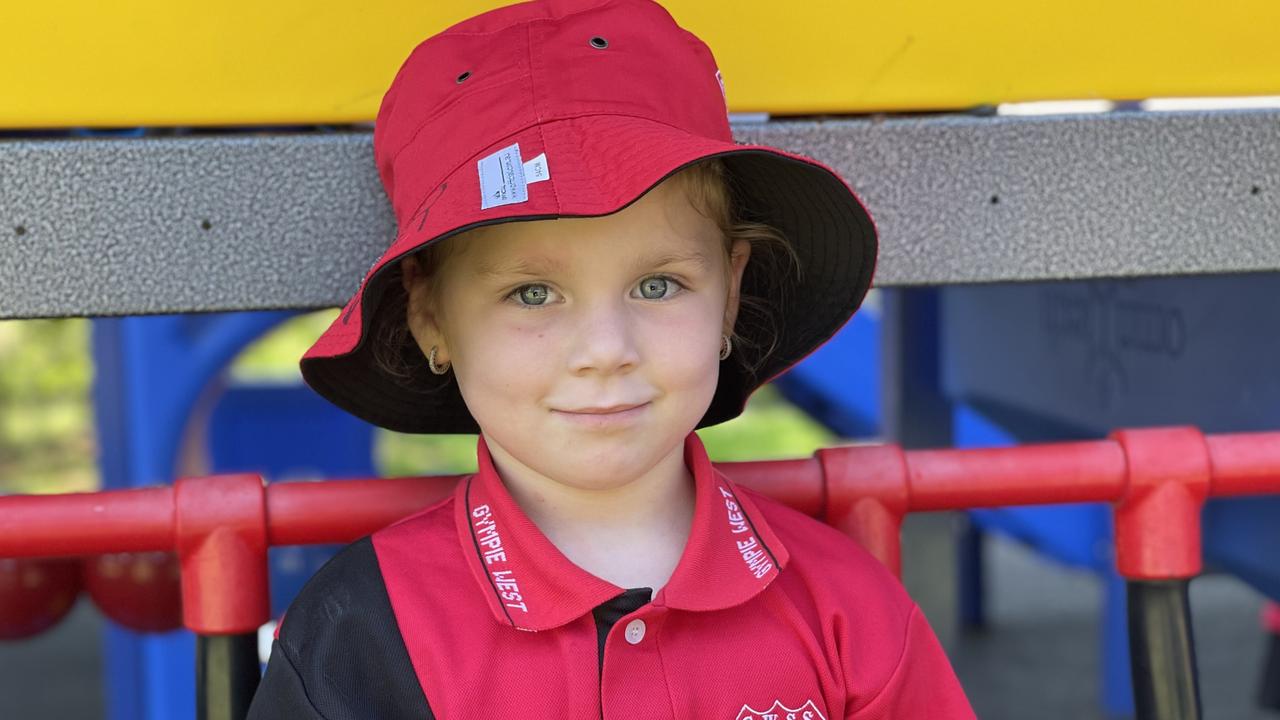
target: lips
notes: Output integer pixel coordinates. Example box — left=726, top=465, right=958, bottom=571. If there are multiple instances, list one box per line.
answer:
left=557, top=402, right=648, bottom=415
left=551, top=402, right=652, bottom=430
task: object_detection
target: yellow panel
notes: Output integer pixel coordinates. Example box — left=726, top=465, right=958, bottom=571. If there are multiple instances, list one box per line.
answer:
left=3, top=1, right=1280, bottom=127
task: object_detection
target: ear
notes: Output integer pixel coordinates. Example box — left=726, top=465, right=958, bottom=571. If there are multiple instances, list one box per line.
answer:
left=400, top=255, right=449, bottom=364
left=723, top=238, right=751, bottom=333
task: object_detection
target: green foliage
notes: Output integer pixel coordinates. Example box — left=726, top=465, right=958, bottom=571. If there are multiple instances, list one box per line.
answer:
left=230, top=310, right=339, bottom=382
left=697, top=384, right=838, bottom=461
left=0, top=318, right=97, bottom=494
left=0, top=319, right=91, bottom=402
left=377, top=431, right=479, bottom=476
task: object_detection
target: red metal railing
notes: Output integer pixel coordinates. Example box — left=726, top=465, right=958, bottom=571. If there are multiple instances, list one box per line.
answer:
left=1, top=426, right=1278, bottom=630
left=2, top=425, right=1279, bottom=720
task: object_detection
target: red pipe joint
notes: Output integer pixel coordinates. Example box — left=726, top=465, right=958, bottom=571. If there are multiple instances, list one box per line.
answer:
left=1264, top=602, right=1280, bottom=635
left=1110, top=427, right=1212, bottom=580
left=174, top=473, right=270, bottom=634
left=818, top=444, right=910, bottom=578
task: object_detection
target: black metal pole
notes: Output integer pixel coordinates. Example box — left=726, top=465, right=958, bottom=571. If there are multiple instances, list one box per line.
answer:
left=197, top=633, right=262, bottom=720
left=1260, top=631, right=1280, bottom=711
left=1128, top=579, right=1202, bottom=720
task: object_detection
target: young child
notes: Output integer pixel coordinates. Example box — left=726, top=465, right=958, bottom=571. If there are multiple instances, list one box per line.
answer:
left=248, top=0, right=975, bottom=717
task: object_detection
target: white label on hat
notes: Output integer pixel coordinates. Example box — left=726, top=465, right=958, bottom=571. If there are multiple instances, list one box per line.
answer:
left=523, top=152, right=550, bottom=185
left=478, top=142, right=528, bottom=210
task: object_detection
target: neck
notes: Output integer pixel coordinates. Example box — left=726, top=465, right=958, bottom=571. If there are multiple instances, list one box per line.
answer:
left=481, top=435, right=697, bottom=591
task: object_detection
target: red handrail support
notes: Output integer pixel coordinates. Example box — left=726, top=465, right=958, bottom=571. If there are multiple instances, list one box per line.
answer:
left=819, top=444, right=910, bottom=577
left=1110, top=427, right=1212, bottom=580
left=175, top=473, right=270, bottom=634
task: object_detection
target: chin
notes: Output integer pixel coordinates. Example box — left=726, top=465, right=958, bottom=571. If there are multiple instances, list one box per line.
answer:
left=543, top=443, right=661, bottom=488
left=556, top=451, right=644, bottom=483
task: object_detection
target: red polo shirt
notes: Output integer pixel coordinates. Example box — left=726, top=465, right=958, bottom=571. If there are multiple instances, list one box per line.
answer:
left=247, top=432, right=974, bottom=719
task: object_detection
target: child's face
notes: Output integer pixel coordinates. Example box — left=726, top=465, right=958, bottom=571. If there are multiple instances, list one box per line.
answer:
left=403, top=175, right=750, bottom=491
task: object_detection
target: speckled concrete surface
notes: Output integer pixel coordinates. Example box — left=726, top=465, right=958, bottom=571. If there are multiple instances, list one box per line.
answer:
left=3, top=110, right=1280, bottom=319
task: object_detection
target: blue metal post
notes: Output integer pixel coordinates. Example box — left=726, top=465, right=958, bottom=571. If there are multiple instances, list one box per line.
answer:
left=90, top=312, right=293, bottom=720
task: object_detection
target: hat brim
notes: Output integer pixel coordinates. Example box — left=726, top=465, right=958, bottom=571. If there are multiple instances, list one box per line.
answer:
left=301, top=113, right=877, bottom=434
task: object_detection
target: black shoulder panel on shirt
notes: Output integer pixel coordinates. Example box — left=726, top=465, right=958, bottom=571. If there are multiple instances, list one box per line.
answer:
left=246, top=638, right=329, bottom=720
left=245, top=536, right=434, bottom=720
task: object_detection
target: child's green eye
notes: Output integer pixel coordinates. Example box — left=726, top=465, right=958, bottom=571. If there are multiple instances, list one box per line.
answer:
left=514, top=284, right=551, bottom=306
left=636, top=275, right=683, bottom=300
left=638, top=276, right=669, bottom=299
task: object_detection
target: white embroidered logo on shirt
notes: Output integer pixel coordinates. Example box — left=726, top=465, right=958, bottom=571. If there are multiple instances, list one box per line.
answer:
left=470, top=504, right=528, bottom=613
left=719, top=486, right=773, bottom=579
left=735, top=699, right=826, bottom=720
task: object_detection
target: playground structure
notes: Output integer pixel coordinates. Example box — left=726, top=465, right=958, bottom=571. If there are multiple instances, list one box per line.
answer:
left=3, top=2, right=1280, bottom=719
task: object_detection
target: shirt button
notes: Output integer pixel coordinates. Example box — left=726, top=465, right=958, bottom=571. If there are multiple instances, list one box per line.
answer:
left=624, top=618, right=646, bottom=645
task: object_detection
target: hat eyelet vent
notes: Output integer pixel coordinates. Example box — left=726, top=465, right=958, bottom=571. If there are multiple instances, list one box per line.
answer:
left=456, top=70, right=472, bottom=83
left=589, top=36, right=608, bottom=49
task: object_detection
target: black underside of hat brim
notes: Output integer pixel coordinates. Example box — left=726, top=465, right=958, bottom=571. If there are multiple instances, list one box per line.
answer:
left=300, top=148, right=876, bottom=435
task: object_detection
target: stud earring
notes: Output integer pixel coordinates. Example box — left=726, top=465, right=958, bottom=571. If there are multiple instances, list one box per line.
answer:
left=719, top=335, right=732, bottom=361
left=428, top=345, right=451, bottom=375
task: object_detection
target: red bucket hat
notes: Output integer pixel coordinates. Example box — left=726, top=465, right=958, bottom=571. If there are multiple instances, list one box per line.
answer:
left=300, top=0, right=878, bottom=434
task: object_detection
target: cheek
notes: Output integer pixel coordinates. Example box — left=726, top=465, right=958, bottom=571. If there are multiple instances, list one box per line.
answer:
left=638, top=305, right=722, bottom=385
left=450, top=320, right=559, bottom=403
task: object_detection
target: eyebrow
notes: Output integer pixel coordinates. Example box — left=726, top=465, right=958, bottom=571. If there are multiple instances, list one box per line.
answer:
left=645, top=250, right=713, bottom=272
left=473, top=249, right=712, bottom=280
left=473, top=256, right=566, bottom=280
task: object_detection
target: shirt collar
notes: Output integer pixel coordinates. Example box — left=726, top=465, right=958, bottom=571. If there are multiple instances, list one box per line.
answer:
left=454, top=431, right=790, bottom=631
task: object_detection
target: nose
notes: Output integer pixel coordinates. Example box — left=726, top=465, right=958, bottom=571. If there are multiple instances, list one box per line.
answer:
left=566, top=296, right=641, bottom=376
